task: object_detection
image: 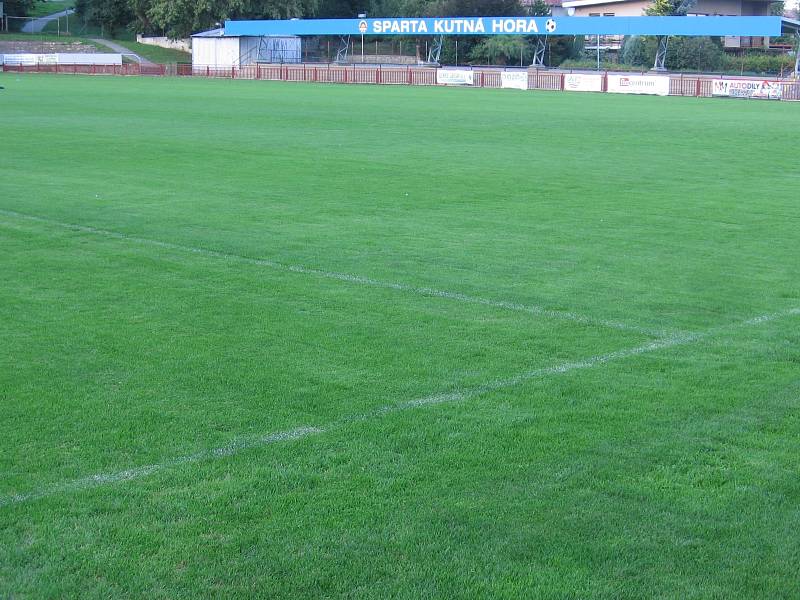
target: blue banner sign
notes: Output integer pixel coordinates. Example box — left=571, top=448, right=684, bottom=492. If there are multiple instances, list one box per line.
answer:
left=225, top=16, right=781, bottom=37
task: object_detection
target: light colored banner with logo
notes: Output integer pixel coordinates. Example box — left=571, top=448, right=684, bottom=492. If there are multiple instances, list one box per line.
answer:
left=1, top=53, right=123, bottom=66
left=437, top=69, right=474, bottom=86
left=712, top=79, right=782, bottom=100
left=607, top=74, right=670, bottom=96
left=226, top=17, right=782, bottom=37
left=500, top=71, right=528, bottom=90
left=564, top=73, right=603, bottom=93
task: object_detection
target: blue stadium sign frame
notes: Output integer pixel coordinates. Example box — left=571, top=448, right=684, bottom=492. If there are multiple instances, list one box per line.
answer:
left=225, top=16, right=781, bottom=37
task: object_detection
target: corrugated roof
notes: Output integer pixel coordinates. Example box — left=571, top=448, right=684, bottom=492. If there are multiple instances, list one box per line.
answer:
left=192, top=28, right=225, bottom=38
left=191, top=27, right=300, bottom=38
left=782, top=16, right=800, bottom=32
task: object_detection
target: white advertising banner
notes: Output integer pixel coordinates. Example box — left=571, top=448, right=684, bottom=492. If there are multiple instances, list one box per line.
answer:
left=500, top=71, right=528, bottom=90
left=607, top=74, right=670, bottom=96
left=563, top=73, right=603, bottom=93
left=437, top=69, right=474, bottom=86
left=0, top=54, right=54, bottom=66
left=0, top=53, right=122, bottom=66
left=55, top=53, right=123, bottom=65
left=712, top=79, right=782, bottom=100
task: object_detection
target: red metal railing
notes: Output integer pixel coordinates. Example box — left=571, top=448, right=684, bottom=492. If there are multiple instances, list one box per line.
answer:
left=782, top=82, right=800, bottom=101
left=4, top=61, right=797, bottom=101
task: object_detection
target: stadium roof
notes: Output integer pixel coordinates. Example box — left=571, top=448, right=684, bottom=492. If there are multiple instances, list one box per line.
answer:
left=782, top=16, right=800, bottom=33
left=192, top=28, right=225, bottom=38
left=562, top=0, right=773, bottom=5
left=191, top=27, right=299, bottom=38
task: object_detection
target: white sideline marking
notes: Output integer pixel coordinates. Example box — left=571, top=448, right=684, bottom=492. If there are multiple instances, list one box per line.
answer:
left=3, top=305, right=796, bottom=508
left=0, top=427, right=322, bottom=508
left=0, top=209, right=670, bottom=337
left=386, top=306, right=799, bottom=411
left=743, top=308, right=800, bottom=326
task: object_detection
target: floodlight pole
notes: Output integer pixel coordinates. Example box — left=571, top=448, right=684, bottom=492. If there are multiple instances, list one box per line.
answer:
left=426, top=35, right=444, bottom=65
left=653, top=35, right=668, bottom=71
left=530, top=36, right=546, bottom=67
left=597, top=34, right=600, bottom=70
left=794, top=31, right=800, bottom=79
left=335, top=35, right=351, bottom=62
left=358, top=12, right=367, bottom=64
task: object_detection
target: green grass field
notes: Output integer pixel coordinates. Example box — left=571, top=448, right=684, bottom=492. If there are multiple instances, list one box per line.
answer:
left=106, top=39, right=191, bottom=64
left=0, top=31, right=190, bottom=63
left=1, top=73, right=798, bottom=598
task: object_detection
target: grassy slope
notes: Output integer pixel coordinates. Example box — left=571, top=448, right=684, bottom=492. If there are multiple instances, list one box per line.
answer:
left=0, top=31, right=189, bottom=64
left=0, top=75, right=798, bottom=598
left=8, top=15, right=188, bottom=62
left=105, top=39, right=191, bottom=63
left=0, top=32, right=114, bottom=52
left=27, top=1, right=75, bottom=19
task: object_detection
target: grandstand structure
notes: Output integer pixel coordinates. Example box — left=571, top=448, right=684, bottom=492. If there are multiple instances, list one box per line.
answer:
left=191, top=28, right=302, bottom=68
left=561, top=0, right=781, bottom=49
left=785, top=17, right=800, bottom=77
left=208, top=16, right=783, bottom=71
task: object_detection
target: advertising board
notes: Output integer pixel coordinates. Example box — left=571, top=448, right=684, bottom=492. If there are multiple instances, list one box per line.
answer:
left=500, top=71, right=528, bottom=90
left=607, top=75, right=670, bottom=96
left=712, top=79, right=782, bottom=100
left=437, top=69, right=474, bottom=86
left=564, top=73, right=603, bottom=92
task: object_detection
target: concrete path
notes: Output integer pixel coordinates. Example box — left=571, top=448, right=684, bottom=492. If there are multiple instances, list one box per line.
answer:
left=21, top=8, right=74, bottom=33
left=89, top=38, right=156, bottom=65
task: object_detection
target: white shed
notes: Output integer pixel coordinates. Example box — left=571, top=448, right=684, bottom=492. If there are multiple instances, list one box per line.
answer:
left=191, top=28, right=301, bottom=68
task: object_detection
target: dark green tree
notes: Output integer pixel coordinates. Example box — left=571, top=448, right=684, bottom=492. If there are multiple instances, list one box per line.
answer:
left=527, top=0, right=549, bottom=16
left=4, top=0, right=36, bottom=17
left=469, top=35, right=530, bottom=64
left=74, top=0, right=134, bottom=36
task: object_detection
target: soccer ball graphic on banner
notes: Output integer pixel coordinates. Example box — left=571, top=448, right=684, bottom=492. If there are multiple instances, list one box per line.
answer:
left=545, top=19, right=557, bottom=33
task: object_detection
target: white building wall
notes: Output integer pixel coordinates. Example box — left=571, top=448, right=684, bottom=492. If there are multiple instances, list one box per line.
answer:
left=563, top=0, right=773, bottom=48
left=137, top=35, right=191, bottom=53
left=192, top=37, right=240, bottom=67
left=238, top=36, right=302, bottom=64
left=239, top=37, right=260, bottom=65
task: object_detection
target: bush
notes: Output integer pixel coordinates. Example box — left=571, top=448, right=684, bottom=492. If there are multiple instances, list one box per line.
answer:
left=619, top=35, right=795, bottom=75
left=722, top=52, right=796, bottom=76
left=469, top=36, right=532, bottom=66
left=559, top=59, right=644, bottom=71
left=548, top=35, right=584, bottom=67
left=619, top=36, right=657, bottom=67
left=669, top=36, right=726, bottom=71
left=620, top=36, right=725, bottom=71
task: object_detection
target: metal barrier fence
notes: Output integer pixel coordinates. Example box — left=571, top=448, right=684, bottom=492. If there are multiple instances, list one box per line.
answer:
left=2, top=62, right=169, bottom=75
left=4, top=61, right=799, bottom=101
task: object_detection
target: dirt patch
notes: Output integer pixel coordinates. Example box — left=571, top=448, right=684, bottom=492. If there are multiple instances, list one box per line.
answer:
left=0, top=40, right=98, bottom=54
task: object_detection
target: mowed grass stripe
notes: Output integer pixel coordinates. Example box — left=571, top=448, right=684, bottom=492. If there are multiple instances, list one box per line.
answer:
left=3, top=328, right=798, bottom=598
left=2, top=304, right=796, bottom=508
left=0, top=209, right=669, bottom=337
left=0, top=220, right=644, bottom=494
left=2, top=76, right=797, bottom=334
left=2, top=75, right=799, bottom=598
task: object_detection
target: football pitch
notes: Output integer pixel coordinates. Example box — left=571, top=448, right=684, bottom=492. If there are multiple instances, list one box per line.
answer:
left=1, top=73, right=798, bottom=597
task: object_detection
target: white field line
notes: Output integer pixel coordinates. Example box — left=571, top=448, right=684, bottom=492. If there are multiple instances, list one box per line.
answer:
left=0, top=427, right=322, bottom=508
left=392, top=305, right=800, bottom=410
left=2, top=305, right=797, bottom=508
left=0, top=209, right=671, bottom=338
